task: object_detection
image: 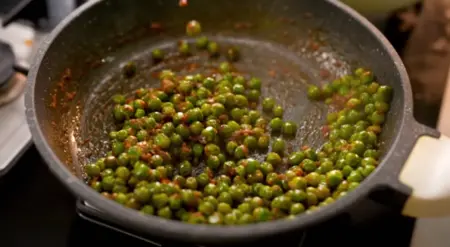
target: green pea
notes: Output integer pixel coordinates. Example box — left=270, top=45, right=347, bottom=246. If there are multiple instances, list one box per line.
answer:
left=347, top=170, right=363, bottom=183
left=243, top=136, right=258, bottom=150
left=272, top=138, right=285, bottom=154
left=272, top=105, right=284, bottom=118
left=301, top=159, right=316, bottom=173
left=262, top=97, right=275, bottom=112
left=270, top=118, right=283, bottom=132
left=307, top=85, right=321, bottom=100
left=179, top=161, right=192, bottom=177
left=207, top=155, right=221, bottom=169
left=266, top=152, right=282, bottom=166
left=178, top=40, right=190, bottom=55
left=207, top=41, right=220, bottom=57
left=258, top=135, right=270, bottom=150
left=196, top=36, right=209, bottom=49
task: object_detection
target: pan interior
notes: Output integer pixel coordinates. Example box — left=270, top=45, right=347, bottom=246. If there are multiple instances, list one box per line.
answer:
left=73, top=35, right=348, bottom=177
left=32, top=0, right=404, bottom=182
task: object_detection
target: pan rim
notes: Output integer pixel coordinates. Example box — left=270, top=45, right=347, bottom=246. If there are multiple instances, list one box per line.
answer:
left=25, top=0, right=412, bottom=244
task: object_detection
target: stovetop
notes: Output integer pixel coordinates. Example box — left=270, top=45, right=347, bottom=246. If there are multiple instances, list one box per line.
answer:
left=0, top=0, right=82, bottom=176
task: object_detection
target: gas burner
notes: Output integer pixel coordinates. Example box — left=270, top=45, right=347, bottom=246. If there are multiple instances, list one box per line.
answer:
left=0, top=73, right=26, bottom=106
left=0, top=42, right=26, bottom=106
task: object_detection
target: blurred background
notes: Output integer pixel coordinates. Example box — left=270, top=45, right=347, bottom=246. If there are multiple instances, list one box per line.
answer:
left=0, top=0, right=448, bottom=246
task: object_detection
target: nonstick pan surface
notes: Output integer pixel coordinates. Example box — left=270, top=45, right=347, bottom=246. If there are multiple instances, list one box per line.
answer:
left=25, top=0, right=412, bottom=245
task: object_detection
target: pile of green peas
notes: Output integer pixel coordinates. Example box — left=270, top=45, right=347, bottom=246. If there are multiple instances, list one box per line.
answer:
left=84, top=20, right=392, bottom=225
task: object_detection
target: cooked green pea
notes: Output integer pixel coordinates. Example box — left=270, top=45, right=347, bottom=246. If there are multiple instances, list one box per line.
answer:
left=178, top=40, right=190, bottom=55
left=282, top=121, right=297, bottom=136
left=85, top=163, right=101, bottom=177
left=270, top=118, right=283, bottom=132
left=262, top=97, right=275, bottom=112
left=266, top=152, right=282, bottom=166
left=234, top=145, right=248, bottom=159
left=288, top=151, right=305, bottom=166
left=301, top=159, right=316, bottom=173
left=207, top=155, right=221, bottom=169
left=151, top=49, right=164, bottom=62
left=307, top=85, right=321, bottom=100
left=196, top=36, right=209, bottom=49
left=258, top=135, right=270, bottom=150
left=272, top=105, right=284, bottom=118
left=154, top=133, right=171, bottom=149
left=243, top=136, right=258, bottom=150
left=272, top=138, right=285, bottom=154
left=207, top=41, right=220, bottom=57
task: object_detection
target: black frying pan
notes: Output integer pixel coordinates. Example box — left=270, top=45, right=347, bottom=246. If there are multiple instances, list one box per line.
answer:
left=25, top=0, right=450, bottom=245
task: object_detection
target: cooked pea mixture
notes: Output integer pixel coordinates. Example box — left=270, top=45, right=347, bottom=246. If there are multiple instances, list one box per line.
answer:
left=84, top=20, right=392, bottom=224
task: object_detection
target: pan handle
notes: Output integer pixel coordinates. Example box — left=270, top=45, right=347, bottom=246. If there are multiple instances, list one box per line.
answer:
left=396, top=124, right=450, bottom=217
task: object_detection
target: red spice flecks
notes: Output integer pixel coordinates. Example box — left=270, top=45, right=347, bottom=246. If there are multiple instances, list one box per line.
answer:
left=181, top=143, right=191, bottom=153
left=192, top=212, right=203, bottom=217
left=161, top=79, right=175, bottom=92
left=179, top=0, right=188, bottom=7
left=82, top=138, right=91, bottom=145
left=321, top=125, right=330, bottom=137
left=301, top=145, right=310, bottom=151
left=341, top=144, right=351, bottom=151
left=161, top=178, right=171, bottom=184
left=150, top=22, right=163, bottom=32
left=309, top=42, right=320, bottom=51
left=57, top=81, right=65, bottom=92
left=268, top=70, right=276, bottom=78
left=249, top=102, right=258, bottom=109
left=228, top=168, right=236, bottom=177
left=218, top=114, right=228, bottom=123
left=234, top=22, right=253, bottom=30
left=187, top=63, right=198, bottom=72
left=66, top=91, right=76, bottom=101
left=193, top=191, right=202, bottom=198
left=207, top=169, right=214, bottom=178
left=319, top=69, right=330, bottom=79
left=141, top=153, right=152, bottom=161
left=151, top=71, right=160, bottom=79
left=50, top=94, right=57, bottom=108
left=62, top=68, right=72, bottom=81
left=125, top=97, right=134, bottom=104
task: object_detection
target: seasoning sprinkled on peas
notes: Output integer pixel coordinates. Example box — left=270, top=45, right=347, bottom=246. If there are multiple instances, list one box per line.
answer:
left=86, top=23, right=391, bottom=225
